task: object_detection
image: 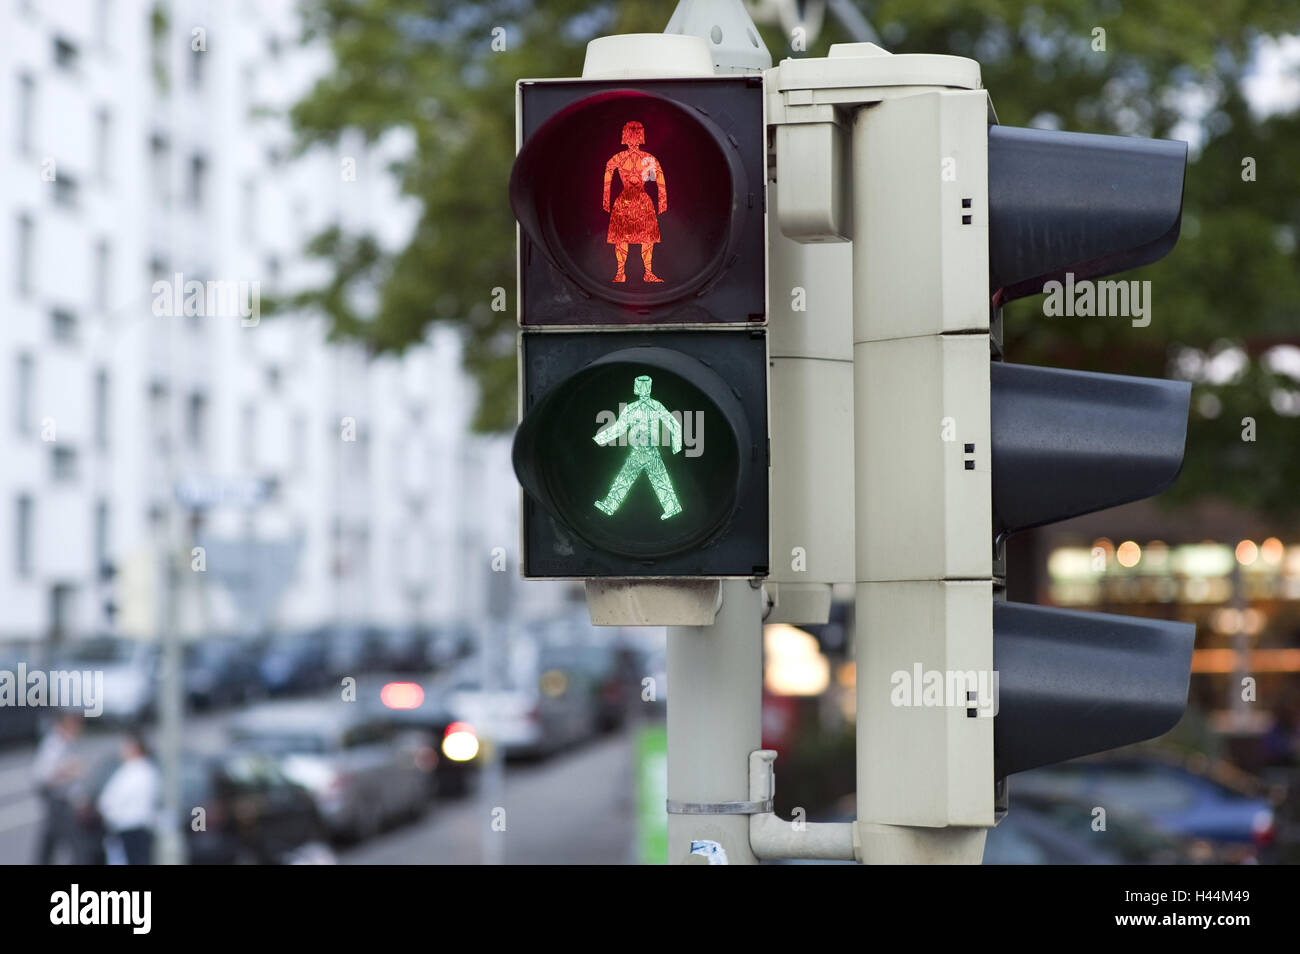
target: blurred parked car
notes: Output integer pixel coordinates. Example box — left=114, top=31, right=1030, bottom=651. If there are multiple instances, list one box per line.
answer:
left=982, top=801, right=1116, bottom=865
left=76, top=749, right=334, bottom=864
left=362, top=680, right=482, bottom=798
left=184, top=637, right=264, bottom=709
left=259, top=631, right=331, bottom=696
left=426, top=624, right=476, bottom=670
left=326, top=625, right=388, bottom=678
left=0, top=643, right=42, bottom=746
left=230, top=701, right=433, bottom=840
left=579, top=643, right=640, bottom=733
left=445, top=639, right=598, bottom=760
left=55, top=636, right=158, bottom=723
left=1013, top=757, right=1275, bottom=856
left=378, top=626, right=430, bottom=673
left=985, top=791, right=1247, bottom=864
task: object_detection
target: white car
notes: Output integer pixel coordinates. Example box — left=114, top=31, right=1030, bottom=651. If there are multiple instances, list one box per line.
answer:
left=229, top=701, right=435, bottom=840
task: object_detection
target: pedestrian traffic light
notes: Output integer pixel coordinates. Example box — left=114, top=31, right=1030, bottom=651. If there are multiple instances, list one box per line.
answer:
left=509, top=76, right=768, bottom=578
left=513, top=330, right=767, bottom=577
left=510, top=76, right=766, bottom=325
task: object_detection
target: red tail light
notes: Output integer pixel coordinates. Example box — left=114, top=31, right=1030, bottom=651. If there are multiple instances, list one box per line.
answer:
left=444, top=721, right=476, bottom=739
left=381, top=681, right=424, bottom=710
left=1251, top=809, right=1275, bottom=847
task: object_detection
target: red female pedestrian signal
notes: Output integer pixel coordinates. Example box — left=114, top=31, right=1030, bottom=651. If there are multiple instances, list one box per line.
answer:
left=603, top=121, right=667, bottom=284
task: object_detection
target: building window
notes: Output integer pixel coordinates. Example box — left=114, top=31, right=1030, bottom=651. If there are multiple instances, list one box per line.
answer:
left=15, top=354, right=34, bottom=436
left=93, top=368, right=110, bottom=450
left=15, top=495, right=34, bottom=577
left=292, top=412, right=307, bottom=475
left=51, top=446, right=79, bottom=482
left=186, top=392, right=206, bottom=451
left=15, top=215, right=33, bottom=296
left=188, top=46, right=204, bottom=89
left=241, top=403, right=257, bottom=469
left=93, top=239, right=111, bottom=310
left=149, top=380, right=170, bottom=452
left=52, top=174, right=79, bottom=209
left=94, top=499, right=110, bottom=578
left=187, top=153, right=207, bottom=208
left=95, top=108, right=112, bottom=181
left=241, top=179, right=256, bottom=242
left=49, top=584, right=77, bottom=642
left=16, top=74, right=35, bottom=156
left=149, top=133, right=170, bottom=207
left=53, top=37, right=80, bottom=71
left=51, top=309, right=78, bottom=343
left=150, top=2, right=169, bottom=92
left=95, top=0, right=114, bottom=52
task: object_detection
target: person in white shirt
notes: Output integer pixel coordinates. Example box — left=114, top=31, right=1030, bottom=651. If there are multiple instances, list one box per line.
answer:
left=96, top=732, right=161, bottom=865
left=32, top=712, right=85, bottom=864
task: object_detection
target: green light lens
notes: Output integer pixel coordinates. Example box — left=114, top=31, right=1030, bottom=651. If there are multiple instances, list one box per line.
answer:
left=534, top=361, right=740, bottom=559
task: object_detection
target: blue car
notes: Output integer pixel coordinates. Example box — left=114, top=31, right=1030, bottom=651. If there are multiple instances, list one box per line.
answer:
left=1012, top=759, right=1275, bottom=855
left=259, top=631, right=331, bottom=695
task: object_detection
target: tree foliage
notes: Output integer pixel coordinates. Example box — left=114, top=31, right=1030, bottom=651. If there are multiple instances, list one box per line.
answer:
left=286, top=0, right=1300, bottom=512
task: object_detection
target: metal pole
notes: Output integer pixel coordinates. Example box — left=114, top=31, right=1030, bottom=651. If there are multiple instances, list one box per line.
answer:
left=666, top=579, right=763, bottom=865
left=155, top=538, right=186, bottom=865
left=154, top=17, right=186, bottom=866
left=825, top=0, right=881, bottom=45
left=1230, top=560, right=1249, bottom=726
left=479, top=616, right=507, bottom=865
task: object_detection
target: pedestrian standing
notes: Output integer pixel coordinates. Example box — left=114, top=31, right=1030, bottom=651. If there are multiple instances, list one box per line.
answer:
left=32, top=712, right=85, bottom=864
left=96, top=732, right=161, bottom=865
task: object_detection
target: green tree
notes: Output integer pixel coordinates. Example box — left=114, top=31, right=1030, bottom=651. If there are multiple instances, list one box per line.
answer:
left=285, top=0, right=1300, bottom=512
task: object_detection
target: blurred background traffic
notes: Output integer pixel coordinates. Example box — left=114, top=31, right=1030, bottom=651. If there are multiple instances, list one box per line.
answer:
left=1, top=0, right=1299, bottom=864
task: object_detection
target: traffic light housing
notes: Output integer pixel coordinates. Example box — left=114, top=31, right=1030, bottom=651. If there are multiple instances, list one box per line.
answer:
left=510, top=76, right=768, bottom=579
left=514, top=330, right=767, bottom=577
left=511, top=77, right=766, bottom=326
left=985, top=126, right=1196, bottom=781
left=987, top=125, right=1186, bottom=305
left=837, top=67, right=1196, bottom=837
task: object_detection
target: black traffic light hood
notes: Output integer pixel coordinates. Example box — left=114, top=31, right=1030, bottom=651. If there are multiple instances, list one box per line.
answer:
left=988, top=125, right=1187, bottom=304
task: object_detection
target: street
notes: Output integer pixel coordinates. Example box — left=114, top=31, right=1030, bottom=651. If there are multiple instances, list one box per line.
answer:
left=341, top=730, right=637, bottom=865
left=0, top=707, right=640, bottom=865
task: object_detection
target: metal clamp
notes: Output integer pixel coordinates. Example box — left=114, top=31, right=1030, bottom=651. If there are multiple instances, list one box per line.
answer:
left=666, top=799, right=774, bottom=815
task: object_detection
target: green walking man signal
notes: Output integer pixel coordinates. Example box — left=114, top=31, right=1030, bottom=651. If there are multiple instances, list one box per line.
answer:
left=593, top=374, right=684, bottom=521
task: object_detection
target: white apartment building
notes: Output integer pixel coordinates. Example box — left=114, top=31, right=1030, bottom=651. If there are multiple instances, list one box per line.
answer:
left=0, top=0, right=574, bottom=645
